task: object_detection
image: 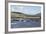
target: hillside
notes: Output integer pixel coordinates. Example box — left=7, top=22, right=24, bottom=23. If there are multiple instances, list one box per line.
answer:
left=11, top=12, right=41, bottom=18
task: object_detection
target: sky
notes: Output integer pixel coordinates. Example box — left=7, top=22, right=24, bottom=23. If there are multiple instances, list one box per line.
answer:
left=11, top=5, right=41, bottom=15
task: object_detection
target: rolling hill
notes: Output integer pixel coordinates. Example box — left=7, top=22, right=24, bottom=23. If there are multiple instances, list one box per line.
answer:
left=11, top=12, right=41, bottom=18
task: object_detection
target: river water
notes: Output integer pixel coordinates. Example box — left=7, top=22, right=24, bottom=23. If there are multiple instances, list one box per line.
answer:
left=11, top=18, right=41, bottom=28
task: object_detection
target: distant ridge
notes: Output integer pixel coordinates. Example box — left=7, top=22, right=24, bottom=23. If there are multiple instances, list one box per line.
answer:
left=12, top=12, right=23, bottom=14
left=11, top=11, right=41, bottom=18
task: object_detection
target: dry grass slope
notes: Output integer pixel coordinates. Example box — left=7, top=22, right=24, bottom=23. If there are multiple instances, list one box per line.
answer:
left=11, top=12, right=40, bottom=19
